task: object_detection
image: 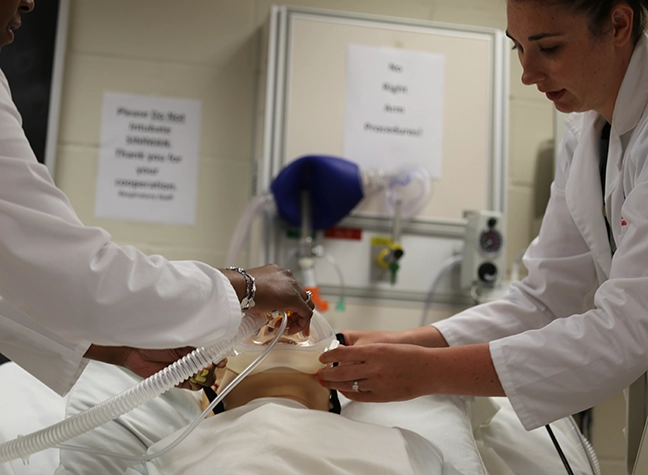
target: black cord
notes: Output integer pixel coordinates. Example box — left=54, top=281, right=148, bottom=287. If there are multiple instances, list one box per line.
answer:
left=546, top=424, right=575, bottom=475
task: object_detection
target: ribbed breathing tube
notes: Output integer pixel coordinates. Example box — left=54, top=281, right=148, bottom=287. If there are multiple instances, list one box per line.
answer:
left=0, top=312, right=269, bottom=464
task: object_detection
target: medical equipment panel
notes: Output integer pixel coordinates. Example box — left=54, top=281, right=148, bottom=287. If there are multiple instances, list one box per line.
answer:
left=251, top=6, right=509, bottom=306
left=460, top=210, right=506, bottom=292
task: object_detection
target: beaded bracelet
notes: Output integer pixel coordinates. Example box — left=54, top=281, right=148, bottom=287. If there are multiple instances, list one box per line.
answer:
left=225, top=267, right=256, bottom=310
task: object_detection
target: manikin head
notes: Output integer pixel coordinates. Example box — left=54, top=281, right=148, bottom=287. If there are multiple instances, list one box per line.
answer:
left=217, top=369, right=332, bottom=412
left=215, top=311, right=339, bottom=412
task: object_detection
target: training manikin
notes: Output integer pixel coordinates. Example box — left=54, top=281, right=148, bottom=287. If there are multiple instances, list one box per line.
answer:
left=138, top=312, right=462, bottom=475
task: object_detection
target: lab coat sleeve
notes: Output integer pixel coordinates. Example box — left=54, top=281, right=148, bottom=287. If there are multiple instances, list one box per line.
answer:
left=0, top=298, right=89, bottom=396
left=0, top=69, right=242, bottom=395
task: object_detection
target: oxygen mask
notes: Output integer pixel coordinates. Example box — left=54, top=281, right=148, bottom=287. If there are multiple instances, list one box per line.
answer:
left=226, top=310, right=338, bottom=375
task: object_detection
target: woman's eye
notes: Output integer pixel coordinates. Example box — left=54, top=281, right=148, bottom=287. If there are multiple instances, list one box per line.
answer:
left=540, top=46, right=559, bottom=54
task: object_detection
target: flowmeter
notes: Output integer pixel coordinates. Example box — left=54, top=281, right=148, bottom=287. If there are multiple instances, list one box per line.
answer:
left=460, top=210, right=505, bottom=291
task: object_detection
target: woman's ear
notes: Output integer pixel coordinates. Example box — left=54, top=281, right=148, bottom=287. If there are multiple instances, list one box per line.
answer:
left=610, top=2, right=634, bottom=46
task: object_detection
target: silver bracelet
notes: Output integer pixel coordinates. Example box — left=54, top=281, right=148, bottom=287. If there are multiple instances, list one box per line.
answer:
left=225, top=267, right=256, bottom=310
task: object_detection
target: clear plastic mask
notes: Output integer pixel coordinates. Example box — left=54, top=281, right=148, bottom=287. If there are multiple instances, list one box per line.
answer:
left=226, top=310, right=338, bottom=375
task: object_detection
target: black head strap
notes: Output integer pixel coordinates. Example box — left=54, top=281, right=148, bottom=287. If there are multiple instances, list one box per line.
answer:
left=328, top=333, right=346, bottom=414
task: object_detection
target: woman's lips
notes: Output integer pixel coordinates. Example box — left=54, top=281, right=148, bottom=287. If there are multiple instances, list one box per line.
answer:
left=545, top=89, right=566, bottom=102
left=5, top=24, right=17, bottom=45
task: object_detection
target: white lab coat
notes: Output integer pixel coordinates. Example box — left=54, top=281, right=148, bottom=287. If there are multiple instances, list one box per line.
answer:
left=0, top=70, right=242, bottom=396
left=434, top=34, right=648, bottom=431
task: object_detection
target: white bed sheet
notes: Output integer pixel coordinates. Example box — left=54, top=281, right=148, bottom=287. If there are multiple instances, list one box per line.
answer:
left=53, top=361, right=484, bottom=474
left=340, top=394, right=487, bottom=474
left=140, top=397, right=463, bottom=475
left=0, top=361, right=597, bottom=475
left=0, top=362, right=67, bottom=475
left=472, top=397, right=596, bottom=475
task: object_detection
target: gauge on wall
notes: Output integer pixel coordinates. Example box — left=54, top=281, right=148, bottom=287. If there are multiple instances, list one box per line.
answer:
left=478, top=224, right=503, bottom=257
left=460, top=211, right=506, bottom=291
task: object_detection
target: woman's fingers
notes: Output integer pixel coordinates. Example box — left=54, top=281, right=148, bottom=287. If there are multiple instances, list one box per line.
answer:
left=245, top=264, right=315, bottom=333
left=319, top=345, right=367, bottom=366
left=318, top=343, right=429, bottom=403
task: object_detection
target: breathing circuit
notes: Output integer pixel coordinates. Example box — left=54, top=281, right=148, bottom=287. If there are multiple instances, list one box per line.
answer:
left=55, top=314, right=290, bottom=466
left=0, top=312, right=282, bottom=465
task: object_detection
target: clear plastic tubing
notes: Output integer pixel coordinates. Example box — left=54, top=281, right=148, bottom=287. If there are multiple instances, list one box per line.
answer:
left=0, top=313, right=268, bottom=464
left=58, top=313, right=288, bottom=465
left=225, top=193, right=275, bottom=267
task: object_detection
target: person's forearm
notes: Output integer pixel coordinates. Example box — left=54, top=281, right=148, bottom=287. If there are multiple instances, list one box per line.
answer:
left=318, top=339, right=504, bottom=400
left=420, top=343, right=504, bottom=397
left=398, top=325, right=450, bottom=348
left=83, top=344, right=128, bottom=366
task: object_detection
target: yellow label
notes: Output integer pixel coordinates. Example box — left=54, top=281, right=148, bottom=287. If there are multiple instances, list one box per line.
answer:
left=371, top=236, right=392, bottom=247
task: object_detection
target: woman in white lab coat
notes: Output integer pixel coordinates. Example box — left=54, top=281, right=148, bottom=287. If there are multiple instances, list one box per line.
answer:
left=319, top=0, right=648, bottom=432
left=0, top=0, right=313, bottom=396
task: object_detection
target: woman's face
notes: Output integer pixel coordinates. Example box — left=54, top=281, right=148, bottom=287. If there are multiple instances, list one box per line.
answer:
left=0, top=0, right=33, bottom=50
left=507, top=1, right=622, bottom=118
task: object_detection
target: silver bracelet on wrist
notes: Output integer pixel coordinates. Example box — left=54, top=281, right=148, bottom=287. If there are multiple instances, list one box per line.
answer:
left=225, top=267, right=256, bottom=310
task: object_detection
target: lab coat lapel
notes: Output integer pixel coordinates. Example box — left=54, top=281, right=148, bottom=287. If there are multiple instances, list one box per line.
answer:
left=564, top=113, right=612, bottom=278
left=604, top=34, right=648, bottom=251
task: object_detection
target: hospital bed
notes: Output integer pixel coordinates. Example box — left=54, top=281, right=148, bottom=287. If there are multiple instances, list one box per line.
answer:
left=0, top=360, right=597, bottom=475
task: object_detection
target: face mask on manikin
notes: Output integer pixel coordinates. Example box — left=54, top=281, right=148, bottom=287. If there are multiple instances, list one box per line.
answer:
left=225, top=310, right=338, bottom=376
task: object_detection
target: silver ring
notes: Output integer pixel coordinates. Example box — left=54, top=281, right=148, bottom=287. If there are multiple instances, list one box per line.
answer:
left=305, top=290, right=312, bottom=304
left=352, top=380, right=360, bottom=393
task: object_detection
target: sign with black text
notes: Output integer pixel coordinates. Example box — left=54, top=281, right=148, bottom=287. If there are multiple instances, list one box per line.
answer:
left=344, top=45, right=444, bottom=178
left=95, top=92, right=202, bottom=225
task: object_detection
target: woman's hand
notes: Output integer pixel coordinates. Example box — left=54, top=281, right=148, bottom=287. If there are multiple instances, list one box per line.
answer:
left=317, top=343, right=433, bottom=402
left=84, top=344, right=223, bottom=390
left=224, top=264, right=315, bottom=334
left=123, top=348, right=224, bottom=390
left=318, top=342, right=504, bottom=401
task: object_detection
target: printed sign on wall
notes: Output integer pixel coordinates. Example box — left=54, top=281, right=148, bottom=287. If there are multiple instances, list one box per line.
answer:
left=344, top=45, right=445, bottom=178
left=95, top=92, right=202, bottom=225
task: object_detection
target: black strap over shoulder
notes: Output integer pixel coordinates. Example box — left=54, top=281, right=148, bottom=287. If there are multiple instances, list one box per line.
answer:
left=203, top=385, right=225, bottom=415
left=600, top=122, right=616, bottom=255
left=599, top=122, right=611, bottom=190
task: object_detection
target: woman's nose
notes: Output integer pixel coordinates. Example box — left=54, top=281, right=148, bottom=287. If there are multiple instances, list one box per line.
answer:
left=19, top=0, right=34, bottom=13
left=520, top=56, right=543, bottom=86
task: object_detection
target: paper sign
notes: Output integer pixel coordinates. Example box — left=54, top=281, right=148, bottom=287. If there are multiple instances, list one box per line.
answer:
left=344, top=45, right=445, bottom=178
left=95, top=92, right=202, bottom=225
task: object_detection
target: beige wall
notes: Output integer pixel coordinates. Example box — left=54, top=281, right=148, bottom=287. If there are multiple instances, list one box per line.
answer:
left=51, top=1, right=624, bottom=473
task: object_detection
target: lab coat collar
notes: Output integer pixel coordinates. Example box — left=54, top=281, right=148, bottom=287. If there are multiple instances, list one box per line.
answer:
left=612, top=33, right=648, bottom=136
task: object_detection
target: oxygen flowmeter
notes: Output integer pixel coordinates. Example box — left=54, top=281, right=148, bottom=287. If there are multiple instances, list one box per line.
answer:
left=460, top=210, right=505, bottom=292
left=371, top=198, right=405, bottom=285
